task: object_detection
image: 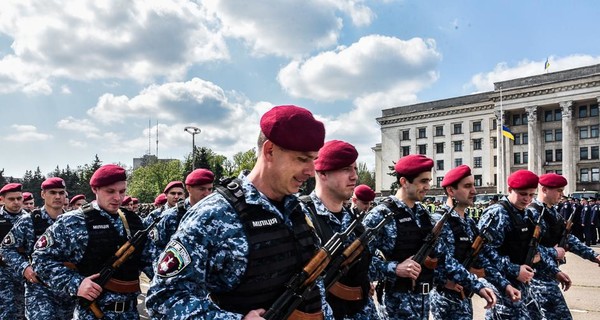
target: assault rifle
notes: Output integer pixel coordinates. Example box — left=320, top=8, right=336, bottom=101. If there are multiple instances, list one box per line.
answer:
left=263, top=215, right=362, bottom=320
left=558, top=207, right=575, bottom=252
left=79, top=214, right=161, bottom=318
left=323, top=210, right=396, bottom=290
left=411, top=199, right=458, bottom=289
left=524, top=206, right=545, bottom=267
left=458, top=216, right=494, bottom=299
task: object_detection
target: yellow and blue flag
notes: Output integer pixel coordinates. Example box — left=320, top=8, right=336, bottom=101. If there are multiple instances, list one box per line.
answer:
left=502, top=125, right=514, bottom=140
left=544, top=58, right=550, bottom=71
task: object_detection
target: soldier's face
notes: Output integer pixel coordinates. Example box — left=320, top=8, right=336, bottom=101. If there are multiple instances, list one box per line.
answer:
left=269, top=143, right=317, bottom=200
left=187, top=183, right=213, bottom=205
left=93, top=181, right=127, bottom=214
left=166, top=187, right=185, bottom=207
left=352, top=197, right=372, bottom=212
left=402, top=171, right=432, bottom=202
left=42, top=189, right=67, bottom=211
left=1, top=192, right=23, bottom=213
left=72, top=199, right=86, bottom=210
left=508, top=187, right=536, bottom=210
left=317, top=163, right=358, bottom=202
left=23, top=200, right=35, bottom=212
left=543, top=187, right=563, bottom=206
left=449, top=176, right=476, bottom=207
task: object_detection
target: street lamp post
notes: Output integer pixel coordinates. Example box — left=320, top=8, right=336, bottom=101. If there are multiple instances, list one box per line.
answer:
left=184, top=126, right=201, bottom=170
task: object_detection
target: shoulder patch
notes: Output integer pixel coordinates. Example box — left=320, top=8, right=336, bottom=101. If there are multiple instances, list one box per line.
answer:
left=1, top=232, right=15, bottom=247
left=148, top=227, right=158, bottom=242
left=156, top=240, right=191, bottom=278
left=34, top=233, right=53, bottom=250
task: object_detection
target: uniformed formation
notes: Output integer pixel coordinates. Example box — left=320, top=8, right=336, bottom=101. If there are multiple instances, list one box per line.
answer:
left=0, top=104, right=599, bottom=320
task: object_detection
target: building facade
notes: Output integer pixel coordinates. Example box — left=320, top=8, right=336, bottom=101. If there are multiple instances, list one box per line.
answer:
left=374, top=64, right=600, bottom=196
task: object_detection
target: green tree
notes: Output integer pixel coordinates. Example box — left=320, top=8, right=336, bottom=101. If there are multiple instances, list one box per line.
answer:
left=0, top=169, right=7, bottom=186
left=128, top=160, right=184, bottom=203
left=22, top=167, right=45, bottom=206
left=388, top=162, right=398, bottom=194
left=356, top=162, right=375, bottom=189
left=231, top=149, right=257, bottom=177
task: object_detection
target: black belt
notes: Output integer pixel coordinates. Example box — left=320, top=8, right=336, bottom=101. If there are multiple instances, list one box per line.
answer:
left=102, top=300, right=137, bottom=313
left=391, top=281, right=431, bottom=295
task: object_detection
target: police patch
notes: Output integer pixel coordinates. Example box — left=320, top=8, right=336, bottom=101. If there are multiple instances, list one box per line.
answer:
left=1, top=232, right=15, bottom=247
left=148, top=227, right=158, bottom=242
left=157, top=240, right=191, bottom=278
left=34, top=233, right=53, bottom=250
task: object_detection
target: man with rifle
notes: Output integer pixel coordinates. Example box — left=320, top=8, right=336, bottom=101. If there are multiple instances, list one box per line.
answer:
left=527, top=173, right=600, bottom=319
left=301, top=140, right=377, bottom=319
left=429, top=165, right=496, bottom=319
left=146, top=105, right=332, bottom=319
left=363, top=154, right=437, bottom=320
left=32, top=164, right=154, bottom=319
left=348, top=184, right=376, bottom=220
left=477, top=170, right=552, bottom=320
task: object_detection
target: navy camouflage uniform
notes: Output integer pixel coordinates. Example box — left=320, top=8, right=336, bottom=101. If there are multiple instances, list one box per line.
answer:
left=477, top=197, right=549, bottom=320
left=145, top=177, right=333, bottom=319
left=302, top=192, right=378, bottom=320
left=363, top=196, right=439, bottom=320
left=0, top=205, right=26, bottom=319
left=32, top=202, right=153, bottom=320
left=0, top=207, right=75, bottom=319
left=429, top=204, right=488, bottom=320
left=528, top=198, right=600, bottom=320
left=143, top=204, right=168, bottom=227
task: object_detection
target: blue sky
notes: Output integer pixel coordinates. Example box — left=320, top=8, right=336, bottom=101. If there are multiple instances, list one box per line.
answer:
left=1, top=1, right=599, bottom=178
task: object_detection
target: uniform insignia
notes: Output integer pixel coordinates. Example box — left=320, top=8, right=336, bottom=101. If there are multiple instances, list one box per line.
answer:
left=250, top=217, right=278, bottom=228
left=148, top=227, right=158, bottom=242
left=398, top=217, right=412, bottom=223
left=34, top=233, right=53, bottom=250
left=1, top=232, right=15, bottom=247
left=157, top=240, right=191, bottom=278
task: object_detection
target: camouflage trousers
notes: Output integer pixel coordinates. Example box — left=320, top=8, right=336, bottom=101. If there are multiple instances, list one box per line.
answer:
left=485, top=282, right=544, bottom=320
left=530, top=277, right=572, bottom=320
left=0, top=266, right=25, bottom=319
left=382, top=289, right=430, bottom=320
left=429, top=288, right=474, bottom=320
left=25, top=282, right=76, bottom=320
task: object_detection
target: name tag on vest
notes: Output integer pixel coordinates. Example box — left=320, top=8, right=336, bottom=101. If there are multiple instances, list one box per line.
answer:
left=521, top=227, right=528, bottom=232
left=398, top=217, right=412, bottom=223
left=459, top=237, right=470, bottom=241
left=93, top=224, right=110, bottom=230
left=250, top=218, right=279, bottom=228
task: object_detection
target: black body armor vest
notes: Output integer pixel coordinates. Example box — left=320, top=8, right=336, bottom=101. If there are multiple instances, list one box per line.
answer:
left=497, top=201, right=534, bottom=265
left=0, top=208, right=20, bottom=239
left=211, top=179, right=322, bottom=315
left=445, top=215, right=473, bottom=264
left=76, top=207, right=145, bottom=284
left=527, top=203, right=564, bottom=248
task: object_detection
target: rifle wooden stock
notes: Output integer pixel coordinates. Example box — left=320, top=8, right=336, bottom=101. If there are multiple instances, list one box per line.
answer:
left=525, top=207, right=545, bottom=267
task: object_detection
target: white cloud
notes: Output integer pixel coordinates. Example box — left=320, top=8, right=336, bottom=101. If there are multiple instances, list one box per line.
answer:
left=466, top=54, right=600, bottom=93
left=205, top=0, right=373, bottom=57
left=4, top=124, right=52, bottom=141
left=68, top=139, right=87, bottom=148
left=278, top=35, right=441, bottom=102
left=56, top=117, right=100, bottom=137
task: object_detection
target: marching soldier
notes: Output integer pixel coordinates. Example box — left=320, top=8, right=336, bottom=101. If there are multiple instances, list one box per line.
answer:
left=143, top=181, right=185, bottom=226
left=1, top=177, right=75, bottom=319
left=69, top=194, right=87, bottom=211
left=0, top=183, right=27, bottom=319
left=22, top=192, right=35, bottom=213
left=32, top=164, right=153, bottom=319
left=429, top=165, right=496, bottom=319
left=349, top=184, right=376, bottom=219
left=363, top=154, right=437, bottom=320
left=146, top=105, right=333, bottom=319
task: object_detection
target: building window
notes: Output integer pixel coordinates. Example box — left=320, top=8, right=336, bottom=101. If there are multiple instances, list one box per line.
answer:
left=454, top=158, right=463, bottom=167
left=492, top=118, right=497, bottom=129
left=591, top=125, right=599, bottom=138
left=522, top=133, right=528, bottom=144
left=472, top=121, right=482, bottom=132
left=401, top=130, right=410, bottom=141
left=492, top=137, right=497, bottom=149
left=435, top=126, right=444, bottom=137
left=523, top=152, right=528, bottom=164
left=581, top=168, right=589, bottom=182
left=579, top=105, right=588, bottom=118
left=436, top=177, right=444, bottom=188
left=545, top=150, right=553, bottom=163
left=494, top=155, right=497, bottom=167
left=474, top=175, right=482, bottom=187
left=436, top=160, right=444, bottom=171
left=580, top=127, right=589, bottom=139
left=474, top=157, right=482, bottom=168
left=592, top=146, right=599, bottom=160
left=592, top=168, right=600, bottom=182
left=418, top=144, right=427, bottom=155
left=514, top=153, right=521, bottom=165
left=555, top=129, right=562, bottom=141
left=402, top=146, right=410, bottom=157
left=556, top=149, right=562, bottom=162
left=591, top=104, right=599, bottom=117
left=544, top=109, right=562, bottom=122
left=515, top=134, right=521, bottom=145
left=453, top=141, right=462, bottom=152
left=512, top=114, right=522, bottom=126
left=418, top=127, right=427, bottom=139
left=580, top=147, right=589, bottom=160
left=435, top=142, right=444, bottom=154
left=554, top=109, right=562, bottom=121
left=453, top=123, right=462, bottom=134
left=544, top=130, right=554, bottom=142
left=544, top=110, right=553, bottom=122
left=473, top=139, right=482, bottom=150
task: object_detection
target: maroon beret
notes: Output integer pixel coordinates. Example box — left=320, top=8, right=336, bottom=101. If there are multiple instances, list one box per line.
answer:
left=121, top=196, right=132, bottom=206
left=394, top=154, right=434, bottom=177
left=41, top=177, right=66, bottom=190
left=507, top=170, right=539, bottom=190
left=154, top=194, right=167, bottom=206
left=185, top=169, right=215, bottom=186
left=315, top=140, right=358, bottom=171
left=260, top=105, right=325, bottom=152
left=164, top=181, right=184, bottom=193
left=539, top=173, right=568, bottom=188
left=354, top=184, right=376, bottom=202
left=441, top=165, right=472, bottom=187
left=69, top=194, right=86, bottom=206
left=132, top=198, right=139, bottom=204
left=0, top=183, right=22, bottom=195
left=22, top=192, right=33, bottom=202
left=90, top=164, right=127, bottom=188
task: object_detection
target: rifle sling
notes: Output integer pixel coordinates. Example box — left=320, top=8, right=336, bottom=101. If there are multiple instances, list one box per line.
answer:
left=104, top=278, right=140, bottom=293
left=328, top=282, right=363, bottom=301
left=117, top=209, right=132, bottom=239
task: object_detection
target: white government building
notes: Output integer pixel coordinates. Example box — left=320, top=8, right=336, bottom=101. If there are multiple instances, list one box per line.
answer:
left=374, top=64, right=600, bottom=197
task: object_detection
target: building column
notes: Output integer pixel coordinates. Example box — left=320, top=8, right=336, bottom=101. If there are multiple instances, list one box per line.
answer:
left=561, top=101, right=575, bottom=195
left=525, top=106, right=541, bottom=174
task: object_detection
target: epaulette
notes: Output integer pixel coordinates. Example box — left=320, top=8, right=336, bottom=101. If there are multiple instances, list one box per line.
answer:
left=80, top=203, right=99, bottom=215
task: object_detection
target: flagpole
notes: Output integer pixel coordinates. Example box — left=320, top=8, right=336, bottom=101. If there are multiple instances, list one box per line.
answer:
left=497, top=87, right=504, bottom=193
